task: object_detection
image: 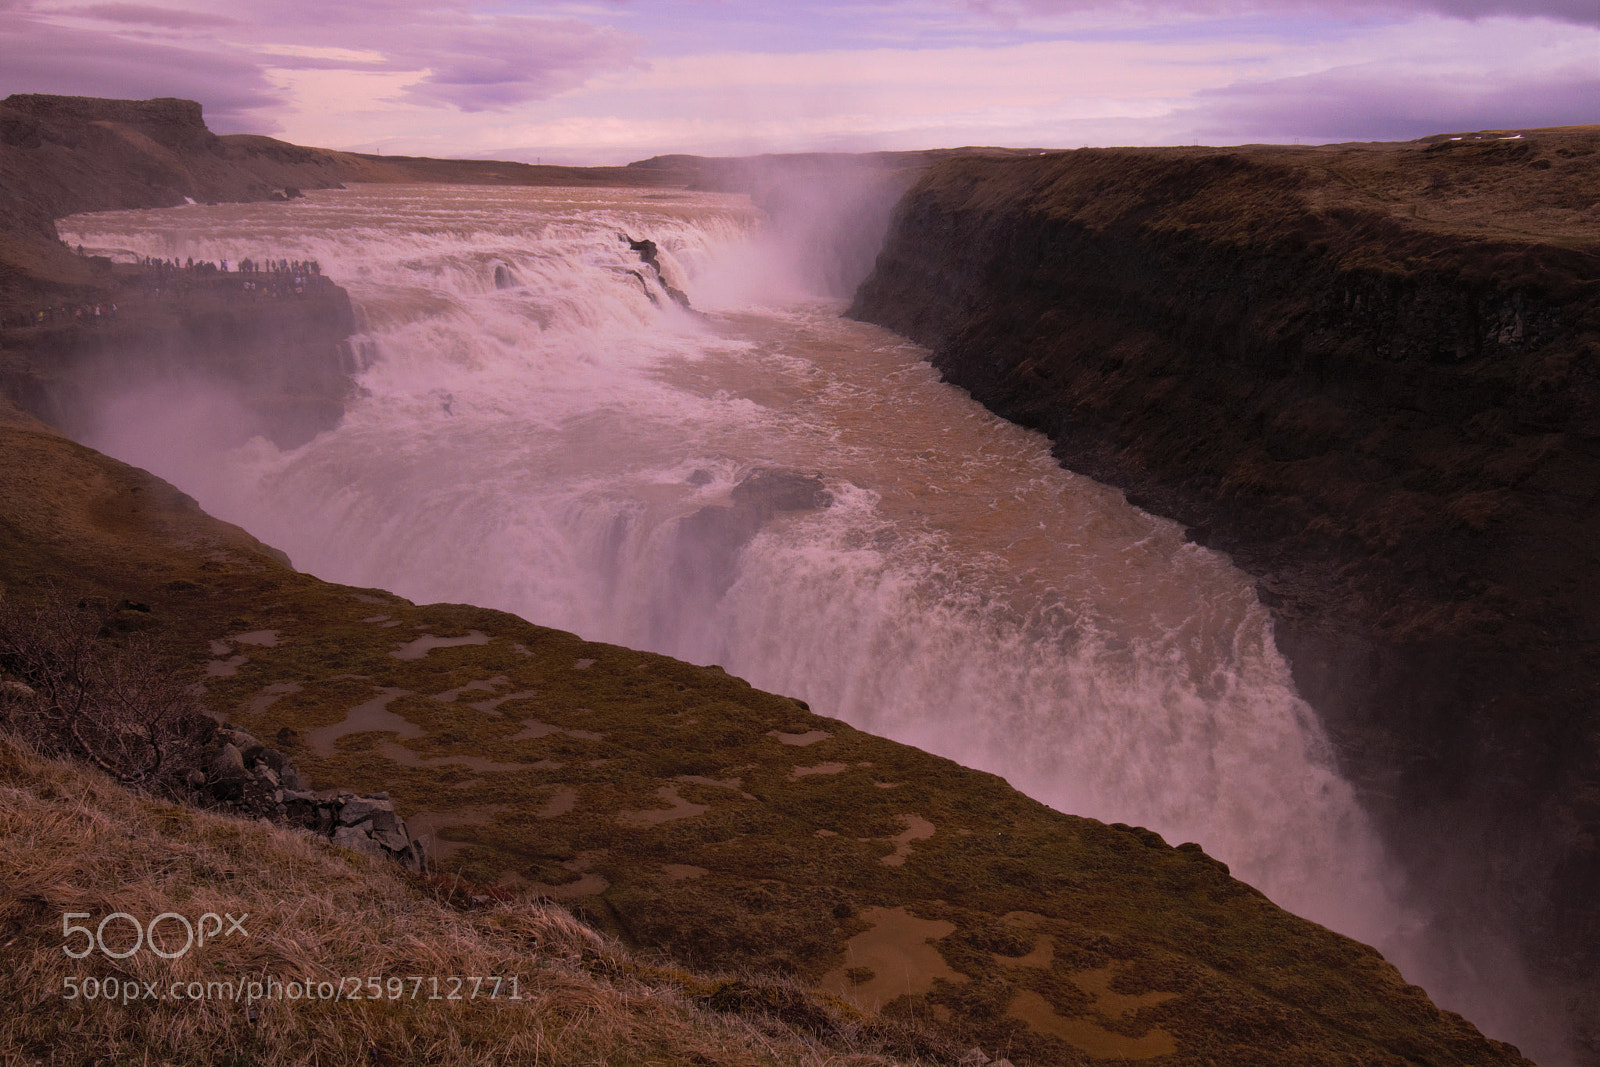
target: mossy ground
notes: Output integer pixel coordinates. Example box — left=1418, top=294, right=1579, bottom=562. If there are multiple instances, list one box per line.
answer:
left=0, top=401, right=1533, bottom=1064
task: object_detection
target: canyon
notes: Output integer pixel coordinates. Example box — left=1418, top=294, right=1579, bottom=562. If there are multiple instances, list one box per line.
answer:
left=3, top=94, right=1596, bottom=1063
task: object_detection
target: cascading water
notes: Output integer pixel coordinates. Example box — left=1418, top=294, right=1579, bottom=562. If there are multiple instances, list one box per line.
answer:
left=64, top=183, right=1424, bottom=991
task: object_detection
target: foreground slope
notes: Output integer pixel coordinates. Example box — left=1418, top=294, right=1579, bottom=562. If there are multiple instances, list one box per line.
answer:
left=849, top=127, right=1600, bottom=1060
left=1, top=733, right=931, bottom=1067
left=0, top=397, right=1531, bottom=1065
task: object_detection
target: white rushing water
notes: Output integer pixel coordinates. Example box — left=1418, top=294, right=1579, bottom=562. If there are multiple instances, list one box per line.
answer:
left=62, top=182, right=1419, bottom=971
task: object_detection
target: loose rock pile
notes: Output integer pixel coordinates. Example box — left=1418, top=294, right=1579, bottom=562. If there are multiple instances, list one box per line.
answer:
left=196, top=723, right=426, bottom=871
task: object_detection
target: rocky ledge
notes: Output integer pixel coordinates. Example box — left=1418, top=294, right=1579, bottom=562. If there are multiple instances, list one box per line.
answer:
left=1, top=258, right=358, bottom=449
left=849, top=127, right=1600, bottom=1062
left=0, top=95, right=366, bottom=446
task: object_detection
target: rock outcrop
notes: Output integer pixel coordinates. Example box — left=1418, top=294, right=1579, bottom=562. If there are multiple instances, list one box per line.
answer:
left=622, top=234, right=692, bottom=308
left=849, top=127, right=1600, bottom=1061
left=668, top=467, right=832, bottom=608
left=197, top=722, right=426, bottom=870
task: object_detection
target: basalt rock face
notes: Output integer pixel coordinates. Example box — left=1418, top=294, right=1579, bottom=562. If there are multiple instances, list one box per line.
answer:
left=849, top=130, right=1600, bottom=1061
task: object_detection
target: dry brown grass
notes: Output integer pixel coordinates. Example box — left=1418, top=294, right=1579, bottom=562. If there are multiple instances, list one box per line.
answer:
left=0, top=732, right=922, bottom=1067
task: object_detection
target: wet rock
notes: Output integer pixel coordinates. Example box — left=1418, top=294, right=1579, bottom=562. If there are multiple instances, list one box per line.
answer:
left=730, top=469, right=830, bottom=512
left=667, top=467, right=833, bottom=611
left=621, top=233, right=692, bottom=309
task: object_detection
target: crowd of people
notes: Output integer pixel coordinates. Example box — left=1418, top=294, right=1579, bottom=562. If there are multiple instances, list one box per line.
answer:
left=130, top=255, right=326, bottom=299
left=1, top=256, right=329, bottom=329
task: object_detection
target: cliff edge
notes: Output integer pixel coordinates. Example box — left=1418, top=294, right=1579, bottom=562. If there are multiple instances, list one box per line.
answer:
left=849, top=127, right=1600, bottom=1062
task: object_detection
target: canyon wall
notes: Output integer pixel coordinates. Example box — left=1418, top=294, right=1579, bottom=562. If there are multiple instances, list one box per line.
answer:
left=850, top=129, right=1600, bottom=1061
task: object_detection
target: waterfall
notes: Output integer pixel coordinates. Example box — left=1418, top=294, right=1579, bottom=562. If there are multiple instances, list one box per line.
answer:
left=62, top=181, right=1416, bottom=971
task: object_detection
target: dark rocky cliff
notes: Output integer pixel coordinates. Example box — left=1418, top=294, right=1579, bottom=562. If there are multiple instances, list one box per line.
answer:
left=0, top=95, right=362, bottom=444
left=850, top=129, right=1600, bottom=1062
left=1, top=269, right=358, bottom=449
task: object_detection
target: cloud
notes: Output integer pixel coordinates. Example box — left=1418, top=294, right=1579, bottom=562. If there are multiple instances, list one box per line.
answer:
left=980, top=0, right=1600, bottom=26
left=1, top=1, right=646, bottom=130
left=0, top=7, right=284, bottom=129
left=65, top=3, right=239, bottom=29
left=0, top=0, right=1593, bottom=159
left=1184, top=63, right=1600, bottom=143
left=1143, top=14, right=1600, bottom=144
left=383, top=15, right=643, bottom=111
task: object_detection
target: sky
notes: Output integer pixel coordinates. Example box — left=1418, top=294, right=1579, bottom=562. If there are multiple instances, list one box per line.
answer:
left=0, top=0, right=1595, bottom=163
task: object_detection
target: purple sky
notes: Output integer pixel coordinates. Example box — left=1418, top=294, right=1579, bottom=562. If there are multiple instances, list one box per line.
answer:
left=0, top=0, right=1594, bottom=162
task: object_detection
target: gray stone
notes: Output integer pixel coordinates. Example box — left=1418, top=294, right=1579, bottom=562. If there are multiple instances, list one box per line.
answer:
left=369, top=809, right=401, bottom=835
left=210, top=743, right=245, bottom=780
left=254, top=763, right=281, bottom=787
left=220, top=727, right=264, bottom=752
left=337, top=797, right=392, bottom=825
left=331, top=825, right=385, bottom=859
left=372, top=827, right=411, bottom=853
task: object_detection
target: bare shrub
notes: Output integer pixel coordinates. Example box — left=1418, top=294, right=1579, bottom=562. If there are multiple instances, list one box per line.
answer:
left=0, top=588, right=208, bottom=789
